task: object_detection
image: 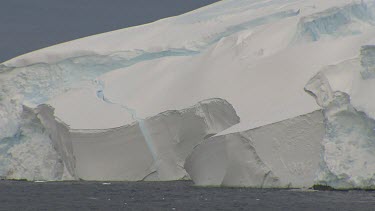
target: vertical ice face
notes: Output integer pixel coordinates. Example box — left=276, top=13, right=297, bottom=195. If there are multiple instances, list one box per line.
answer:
left=0, top=49, right=198, bottom=180
left=36, top=105, right=77, bottom=180
left=186, top=110, right=324, bottom=188
left=360, top=45, right=375, bottom=79
left=185, top=132, right=281, bottom=188
left=306, top=58, right=375, bottom=189
left=313, top=92, right=375, bottom=189
left=1, top=106, right=67, bottom=181
left=34, top=98, right=240, bottom=181
left=94, top=79, right=160, bottom=175
left=143, top=99, right=241, bottom=181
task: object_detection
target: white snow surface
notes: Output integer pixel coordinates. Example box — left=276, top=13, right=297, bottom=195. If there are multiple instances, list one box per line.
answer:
left=1, top=0, right=375, bottom=187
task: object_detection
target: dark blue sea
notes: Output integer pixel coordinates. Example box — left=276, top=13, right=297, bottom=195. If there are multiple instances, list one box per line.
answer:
left=1, top=180, right=375, bottom=210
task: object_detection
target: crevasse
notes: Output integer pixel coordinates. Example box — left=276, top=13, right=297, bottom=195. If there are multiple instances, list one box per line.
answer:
left=94, top=79, right=159, bottom=164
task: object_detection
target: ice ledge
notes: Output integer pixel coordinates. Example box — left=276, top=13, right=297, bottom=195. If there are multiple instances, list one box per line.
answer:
left=185, top=110, right=324, bottom=188
left=36, top=98, right=239, bottom=181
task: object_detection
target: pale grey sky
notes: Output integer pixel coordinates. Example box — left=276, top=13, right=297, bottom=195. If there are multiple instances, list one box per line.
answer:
left=0, top=0, right=218, bottom=62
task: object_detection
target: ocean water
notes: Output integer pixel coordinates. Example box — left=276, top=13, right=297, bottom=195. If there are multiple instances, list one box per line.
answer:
left=1, top=180, right=375, bottom=211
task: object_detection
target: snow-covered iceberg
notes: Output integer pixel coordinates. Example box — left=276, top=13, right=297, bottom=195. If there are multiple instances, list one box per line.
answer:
left=2, top=0, right=375, bottom=188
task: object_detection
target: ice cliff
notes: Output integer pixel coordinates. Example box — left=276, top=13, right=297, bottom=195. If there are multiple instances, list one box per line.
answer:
left=2, top=0, right=375, bottom=189
left=304, top=47, right=375, bottom=189
left=1, top=98, right=238, bottom=181
left=185, top=110, right=324, bottom=188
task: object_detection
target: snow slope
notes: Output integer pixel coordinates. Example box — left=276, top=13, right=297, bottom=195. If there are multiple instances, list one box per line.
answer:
left=1, top=0, right=375, bottom=188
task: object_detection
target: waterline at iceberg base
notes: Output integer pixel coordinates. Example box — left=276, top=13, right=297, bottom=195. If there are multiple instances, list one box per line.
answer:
left=2, top=0, right=375, bottom=189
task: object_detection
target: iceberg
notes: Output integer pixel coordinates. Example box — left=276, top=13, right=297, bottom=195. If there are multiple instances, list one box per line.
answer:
left=1, top=0, right=375, bottom=189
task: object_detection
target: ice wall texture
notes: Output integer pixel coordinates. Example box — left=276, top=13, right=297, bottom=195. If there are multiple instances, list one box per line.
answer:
left=186, top=110, right=324, bottom=188
left=1, top=105, right=66, bottom=180
left=1, top=0, right=375, bottom=187
left=305, top=48, right=375, bottom=189
left=294, top=2, right=375, bottom=42
left=0, top=49, right=201, bottom=179
left=360, top=45, right=375, bottom=78
left=38, top=98, right=239, bottom=181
